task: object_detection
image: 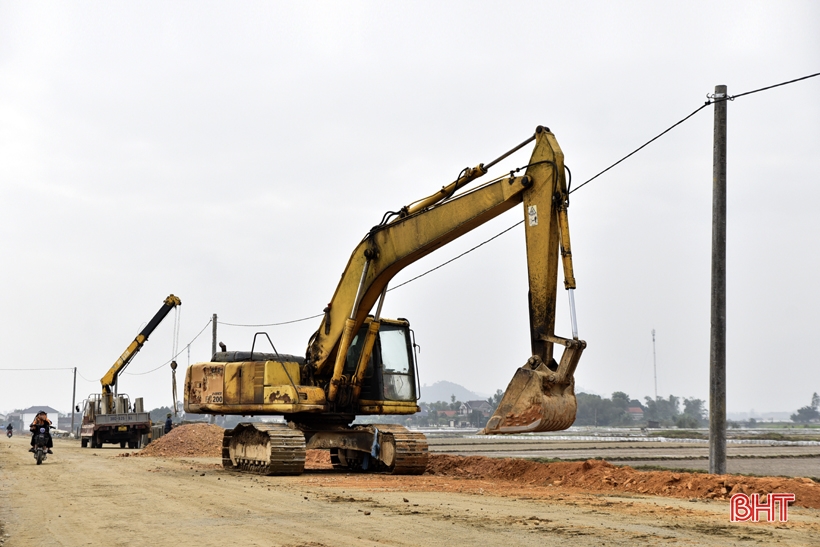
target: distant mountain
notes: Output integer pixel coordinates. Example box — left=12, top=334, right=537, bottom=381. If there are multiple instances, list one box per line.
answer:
left=418, top=381, right=489, bottom=403
left=418, top=380, right=598, bottom=404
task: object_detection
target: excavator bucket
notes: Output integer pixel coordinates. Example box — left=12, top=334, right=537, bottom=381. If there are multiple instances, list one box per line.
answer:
left=482, top=338, right=585, bottom=434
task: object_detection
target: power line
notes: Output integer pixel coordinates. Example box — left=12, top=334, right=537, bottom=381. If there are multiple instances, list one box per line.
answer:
left=218, top=314, right=323, bottom=328
left=385, top=73, right=820, bottom=294
left=728, top=71, right=820, bottom=101
left=570, top=103, right=711, bottom=195
left=571, top=71, right=820, bottom=194
left=0, top=367, right=75, bottom=371
left=77, top=371, right=97, bottom=383
left=387, top=220, right=523, bottom=292
left=123, top=319, right=212, bottom=376
left=217, top=222, right=524, bottom=328
left=215, top=71, right=820, bottom=329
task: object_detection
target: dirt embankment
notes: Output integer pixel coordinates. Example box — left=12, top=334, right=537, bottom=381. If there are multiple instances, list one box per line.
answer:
left=426, top=454, right=820, bottom=509
left=134, top=424, right=820, bottom=508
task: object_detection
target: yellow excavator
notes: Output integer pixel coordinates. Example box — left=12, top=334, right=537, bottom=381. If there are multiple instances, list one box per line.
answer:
left=185, top=126, right=585, bottom=475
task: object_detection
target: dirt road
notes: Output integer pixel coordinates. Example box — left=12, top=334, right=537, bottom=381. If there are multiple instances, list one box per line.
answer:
left=2, top=435, right=819, bottom=547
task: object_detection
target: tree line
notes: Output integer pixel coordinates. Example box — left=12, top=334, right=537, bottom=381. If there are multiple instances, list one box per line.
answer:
left=790, top=392, right=820, bottom=423
left=146, top=390, right=820, bottom=429
left=574, top=392, right=707, bottom=428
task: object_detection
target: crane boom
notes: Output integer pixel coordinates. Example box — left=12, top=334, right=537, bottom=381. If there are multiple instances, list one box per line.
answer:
left=100, top=294, right=182, bottom=400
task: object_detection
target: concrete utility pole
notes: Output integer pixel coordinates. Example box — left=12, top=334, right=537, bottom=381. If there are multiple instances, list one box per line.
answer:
left=652, top=329, right=658, bottom=401
left=709, top=84, right=728, bottom=475
left=70, top=367, right=77, bottom=438
left=212, top=314, right=218, bottom=357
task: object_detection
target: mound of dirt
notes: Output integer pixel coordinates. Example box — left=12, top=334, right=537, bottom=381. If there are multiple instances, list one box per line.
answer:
left=137, top=423, right=225, bottom=458
left=426, top=455, right=820, bottom=509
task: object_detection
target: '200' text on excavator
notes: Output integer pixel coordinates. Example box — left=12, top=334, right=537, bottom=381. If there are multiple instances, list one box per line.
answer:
left=185, top=126, right=586, bottom=475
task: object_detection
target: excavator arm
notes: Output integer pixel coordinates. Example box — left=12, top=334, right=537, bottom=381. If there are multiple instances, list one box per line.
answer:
left=100, top=294, right=182, bottom=407
left=307, top=126, right=585, bottom=433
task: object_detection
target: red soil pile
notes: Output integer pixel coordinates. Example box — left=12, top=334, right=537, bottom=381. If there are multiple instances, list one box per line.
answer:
left=128, top=429, right=820, bottom=509
left=136, top=423, right=225, bottom=458
left=426, top=455, right=820, bottom=509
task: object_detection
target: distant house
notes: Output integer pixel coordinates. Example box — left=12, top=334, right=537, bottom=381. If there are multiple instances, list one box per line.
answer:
left=21, top=406, right=61, bottom=430
left=460, top=400, right=493, bottom=417
left=627, top=406, right=644, bottom=421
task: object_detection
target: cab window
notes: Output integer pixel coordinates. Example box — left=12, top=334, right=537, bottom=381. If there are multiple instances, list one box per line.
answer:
left=379, top=325, right=415, bottom=401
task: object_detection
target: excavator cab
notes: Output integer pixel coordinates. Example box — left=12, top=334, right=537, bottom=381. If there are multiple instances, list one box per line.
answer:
left=343, top=318, right=418, bottom=404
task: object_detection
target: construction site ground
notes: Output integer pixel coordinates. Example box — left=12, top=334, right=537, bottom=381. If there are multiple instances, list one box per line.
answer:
left=2, top=428, right=819, bottom=547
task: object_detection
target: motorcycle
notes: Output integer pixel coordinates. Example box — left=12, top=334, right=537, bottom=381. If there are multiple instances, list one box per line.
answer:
left=6, top=429, right=11, bottom=438
left=32, top=426, right=52, bottom=465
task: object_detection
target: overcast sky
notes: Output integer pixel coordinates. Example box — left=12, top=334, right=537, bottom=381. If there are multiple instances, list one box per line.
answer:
left=1, top=1, right=818, bottom=417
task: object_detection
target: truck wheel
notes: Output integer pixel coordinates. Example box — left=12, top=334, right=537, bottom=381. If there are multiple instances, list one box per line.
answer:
left=81, top=438, right=88, bottom=448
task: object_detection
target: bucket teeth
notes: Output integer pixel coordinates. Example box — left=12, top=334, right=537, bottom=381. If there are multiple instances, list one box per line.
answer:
left=482, top=344, right=584, bottom=434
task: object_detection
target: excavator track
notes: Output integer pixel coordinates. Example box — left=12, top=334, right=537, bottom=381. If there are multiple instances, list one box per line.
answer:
left=224, top=423, right=306, bottom=476
left=222, top=430, right=232, bottom=469
left=369, top=424, right=429, bottom=475
left=223, top=423, right=426, bottom=476
left=310, top=424, right=428, bottom=474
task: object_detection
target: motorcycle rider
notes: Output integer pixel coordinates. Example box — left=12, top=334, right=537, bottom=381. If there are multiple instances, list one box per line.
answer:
left=5, top=423, right=12, bottom=436
left=29, top=411, right=53, bottom=454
